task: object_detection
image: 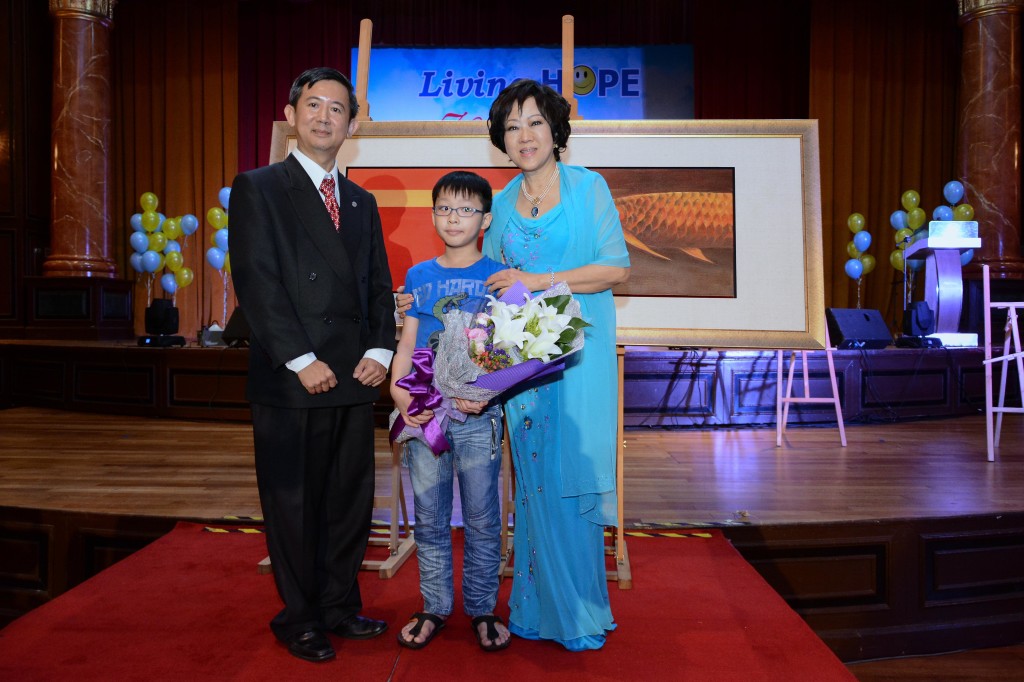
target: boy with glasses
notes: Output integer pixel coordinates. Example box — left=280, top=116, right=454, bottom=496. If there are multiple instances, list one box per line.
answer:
left=391, top=171, right=511, bottom=652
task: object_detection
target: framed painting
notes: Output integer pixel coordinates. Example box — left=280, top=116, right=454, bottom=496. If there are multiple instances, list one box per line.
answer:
left=269, top=119, right=825, bottom=350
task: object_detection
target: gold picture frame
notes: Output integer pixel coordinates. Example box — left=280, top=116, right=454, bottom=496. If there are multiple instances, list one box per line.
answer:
left=269, top=119, right=825, bottom=350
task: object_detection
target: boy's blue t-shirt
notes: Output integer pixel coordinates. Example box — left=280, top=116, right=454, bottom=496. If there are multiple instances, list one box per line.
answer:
left=405, top=255, right=505, bottom=349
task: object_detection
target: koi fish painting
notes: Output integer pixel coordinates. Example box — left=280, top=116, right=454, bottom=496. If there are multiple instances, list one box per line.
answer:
left=598, top=167, right=737, bottom=299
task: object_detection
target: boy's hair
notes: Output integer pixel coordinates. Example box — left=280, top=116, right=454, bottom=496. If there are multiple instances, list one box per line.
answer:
left=288, top=67, right=359, bottom=121
left=487, top=79, right=572, bottom=160
left=431, top=171, right=493, bottom=213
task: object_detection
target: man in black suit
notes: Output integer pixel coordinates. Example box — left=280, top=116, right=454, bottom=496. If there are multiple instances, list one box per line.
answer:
left=230, top=67, right=395, bottom=663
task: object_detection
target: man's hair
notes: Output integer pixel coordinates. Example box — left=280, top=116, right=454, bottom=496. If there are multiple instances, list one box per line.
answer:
left=432, top=171, right=493, bottom=213
left=487, top=79, right=571, bottom=160
left=288, top=67, right=359, bottom=121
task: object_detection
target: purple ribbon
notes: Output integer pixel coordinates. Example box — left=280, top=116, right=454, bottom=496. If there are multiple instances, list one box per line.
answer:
left=389, top=348, right=451, bottom=455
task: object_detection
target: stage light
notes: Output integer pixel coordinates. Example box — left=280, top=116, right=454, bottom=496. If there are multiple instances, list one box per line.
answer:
left=138, top=299, right=185, bottom=347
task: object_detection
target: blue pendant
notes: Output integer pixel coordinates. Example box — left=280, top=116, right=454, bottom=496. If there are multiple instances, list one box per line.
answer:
left=531, top=206, right=539, bottom=217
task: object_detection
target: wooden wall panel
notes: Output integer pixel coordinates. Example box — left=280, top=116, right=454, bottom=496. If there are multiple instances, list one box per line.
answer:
left=74, top=364, right=155, bottom=406
left=725, top=513, right=1024, bottom=661
left=0, top=232, right=14, bottom=321
left=622, top=347, right=986, bottom=427
left=0, top=343, right=995, bottom=426
left=0, top=507, right=174, bottom=629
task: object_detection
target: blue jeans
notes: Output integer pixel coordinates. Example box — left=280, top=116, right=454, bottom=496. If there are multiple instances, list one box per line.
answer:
left=404, top=404, right=502, bottom=617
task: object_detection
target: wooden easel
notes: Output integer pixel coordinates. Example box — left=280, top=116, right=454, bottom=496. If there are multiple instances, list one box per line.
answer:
left=776, top=324, right=847, bottom=447
left=497, top=346, right=632, bottom=589
left=495, top=16, right=630, bottom=589
left=259, top=19, right=422, bottom=578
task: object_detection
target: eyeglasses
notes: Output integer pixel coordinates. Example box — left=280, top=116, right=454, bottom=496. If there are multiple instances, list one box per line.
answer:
left=432, top=205, right=486, bottom=218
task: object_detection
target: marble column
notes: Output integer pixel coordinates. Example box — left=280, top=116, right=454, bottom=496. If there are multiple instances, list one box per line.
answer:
left=44, top=0, right=117, bottom=278
left=957, top=0, right=1024, bottom=280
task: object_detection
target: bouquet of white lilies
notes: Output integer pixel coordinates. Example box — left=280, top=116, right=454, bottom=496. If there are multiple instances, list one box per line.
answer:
left=433, top=280, right=590, bottom=403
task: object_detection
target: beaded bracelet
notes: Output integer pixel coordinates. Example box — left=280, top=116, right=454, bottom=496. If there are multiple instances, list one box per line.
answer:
left=548, top=269, right=555, bottom=287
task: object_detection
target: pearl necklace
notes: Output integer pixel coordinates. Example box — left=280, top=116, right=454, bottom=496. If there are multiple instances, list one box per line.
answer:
left=520, top=165, right=559, bottom=217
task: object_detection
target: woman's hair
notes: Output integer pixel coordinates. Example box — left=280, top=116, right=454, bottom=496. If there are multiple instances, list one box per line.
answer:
left=487, top=79, right=571, bottom=160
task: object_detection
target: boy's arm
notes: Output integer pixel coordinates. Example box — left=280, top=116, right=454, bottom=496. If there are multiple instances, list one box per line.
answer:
left=390, top=316, right=432, bottom=426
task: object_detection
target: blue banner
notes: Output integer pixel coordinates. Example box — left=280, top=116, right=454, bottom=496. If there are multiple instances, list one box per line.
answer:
left=354, top=45, right=693, bottom=121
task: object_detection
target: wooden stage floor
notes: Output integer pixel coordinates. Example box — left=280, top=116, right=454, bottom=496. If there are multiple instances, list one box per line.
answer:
left=0, top=403, right=1019, bottom=524
left=0, top=406, right=1021, bottom=526
left=2, top=406, right=1024, bottom=674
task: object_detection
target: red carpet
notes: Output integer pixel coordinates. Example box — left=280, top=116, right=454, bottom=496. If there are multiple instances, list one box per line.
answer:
left=0, top=523, right=853, bottom=681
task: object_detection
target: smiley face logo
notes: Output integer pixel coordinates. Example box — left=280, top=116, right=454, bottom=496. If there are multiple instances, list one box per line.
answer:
left=573, top=65, right=596, bottom=96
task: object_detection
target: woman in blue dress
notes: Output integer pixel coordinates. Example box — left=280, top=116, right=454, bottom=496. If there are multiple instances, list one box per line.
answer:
left=482, top=80, right=631, bottom=651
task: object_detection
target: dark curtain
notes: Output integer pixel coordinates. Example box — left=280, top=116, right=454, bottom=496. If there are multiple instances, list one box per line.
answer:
left=237, top=0, right=813, bottom=171
left=113, top=0, right=239, bottom=338
left=810, top=0, right=960, bottom=325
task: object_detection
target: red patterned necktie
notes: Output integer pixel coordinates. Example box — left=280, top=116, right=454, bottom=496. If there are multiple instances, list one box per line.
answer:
left=320, top=174, right=340, bottom=230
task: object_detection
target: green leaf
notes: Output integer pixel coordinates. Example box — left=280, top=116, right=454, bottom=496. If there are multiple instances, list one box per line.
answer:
left=541, top=295, right=571, bottom=314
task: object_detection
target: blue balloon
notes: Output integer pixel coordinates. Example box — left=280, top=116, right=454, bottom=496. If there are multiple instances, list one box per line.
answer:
left=960, top=249, right=974, bottom=266
left=129, top=252, right=144, bottom=273
left=130, top=213, right=144, bottom=232
left=853, top=231, right=872, bottom=252
left=943, top=180, right=965, bottom=205
left=844, top=258, right=864, bottom=279
left=181, top=214, right=200, bottom=236
left=206, top=246, right=226, bottom=270
left=141, top=250, right=162, bottom=273
left=160, top=273, right=178, bottom=294
left=932, top=205, right=954, bottom=221
left=889, top=210, right=908, bottom=230
left=157, top=212, right=167, bottom=230
left=218, top=186, right=231, bottom=211
left=129, top=231, right=150, bottom=254
left=164, top=240, right=181, bottom=254
left=214, top=228, right=229, bottom=252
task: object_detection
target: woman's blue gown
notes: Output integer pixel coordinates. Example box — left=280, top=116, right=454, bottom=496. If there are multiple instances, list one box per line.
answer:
left=497, top=202, right=618, bottom=651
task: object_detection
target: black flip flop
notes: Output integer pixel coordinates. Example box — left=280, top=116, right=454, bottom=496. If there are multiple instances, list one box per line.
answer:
left=397, top=612, right=446, bottom=650
left=471, top=615, right=511, bottom=652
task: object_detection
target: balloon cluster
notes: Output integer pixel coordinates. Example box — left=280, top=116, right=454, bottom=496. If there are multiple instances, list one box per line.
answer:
left=887, top=181, right=974, bottom=272
left=205, top=187, right=231, bottom=275
left=128, top=192, right=199, bottom=296
left=843, top=213, right=875, bottom=280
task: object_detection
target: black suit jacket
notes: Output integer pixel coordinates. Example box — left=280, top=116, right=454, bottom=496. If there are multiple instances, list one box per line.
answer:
left=230, top=154, right=395, bottom=408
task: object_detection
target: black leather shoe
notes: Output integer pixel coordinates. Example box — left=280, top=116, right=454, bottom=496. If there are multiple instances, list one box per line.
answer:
left=286, top=629, right=335, bottom=662
left=331, top=615, right=388, bottom=640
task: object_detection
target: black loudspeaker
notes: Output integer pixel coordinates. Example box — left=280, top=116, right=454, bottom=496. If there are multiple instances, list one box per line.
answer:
left=222, top=307, right=250, bottom=347
left=903, top=301, right=936, bottom=337
left=144, top=299, right=179, bottom=335
left=825, top=308, right=893, bottom=350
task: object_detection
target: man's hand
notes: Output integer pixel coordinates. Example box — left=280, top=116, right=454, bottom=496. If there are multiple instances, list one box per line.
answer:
left=353, top=357, right=387, bottom=387
left=297, top=360, right=337, bottom=394
left=395, top=286, right=413, bottom=320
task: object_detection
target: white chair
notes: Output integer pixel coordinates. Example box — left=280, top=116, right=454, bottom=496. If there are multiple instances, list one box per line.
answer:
left=982, top=264, right=1024, bottom=462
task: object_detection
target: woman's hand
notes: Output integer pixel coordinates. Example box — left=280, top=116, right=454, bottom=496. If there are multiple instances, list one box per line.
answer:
left=454, top=398, right=487, bottom=415
left=486, top=268, right=542, bottom=296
